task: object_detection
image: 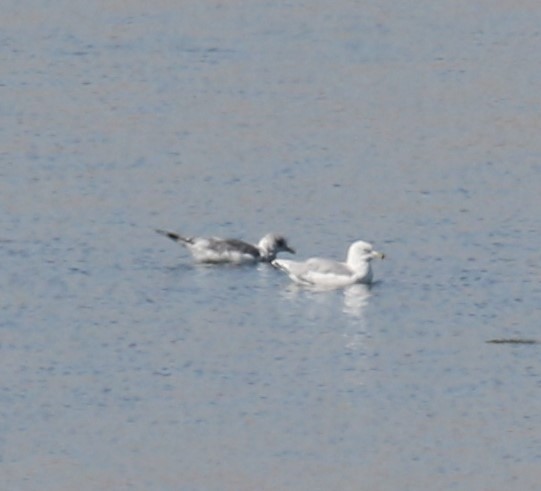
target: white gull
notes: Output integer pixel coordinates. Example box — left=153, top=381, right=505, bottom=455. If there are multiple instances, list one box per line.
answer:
left=156, top=229, right=295, bottom=264
left=272, top=240, right=384, bottom=288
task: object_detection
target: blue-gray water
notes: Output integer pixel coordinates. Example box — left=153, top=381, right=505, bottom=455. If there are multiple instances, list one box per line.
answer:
left=2, top=1, right=541, bottom=490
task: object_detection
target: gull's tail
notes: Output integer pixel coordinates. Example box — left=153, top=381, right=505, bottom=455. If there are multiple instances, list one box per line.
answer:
left=271, top=259, right=290, bottom=272
left=156, top=229, right=194, bottom=245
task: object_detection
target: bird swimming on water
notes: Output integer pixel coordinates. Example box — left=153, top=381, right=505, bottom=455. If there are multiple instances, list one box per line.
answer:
left=156, top=229, right=295, bottom=264
left=272, top=240, right=384, bottom=288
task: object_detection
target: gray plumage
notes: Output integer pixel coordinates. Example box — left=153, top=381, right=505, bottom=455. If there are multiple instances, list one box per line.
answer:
left=156, top=229, right=294, bottom=264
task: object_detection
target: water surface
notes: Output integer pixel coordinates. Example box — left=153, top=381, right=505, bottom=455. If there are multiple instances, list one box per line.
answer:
left=2, top=1, right=541, bottom=490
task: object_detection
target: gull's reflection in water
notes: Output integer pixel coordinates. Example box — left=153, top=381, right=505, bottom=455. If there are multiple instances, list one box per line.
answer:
left=342, top=284, right=371, bottom=352
left=342, top=283, right=371, bottom=318
left=280, top=282, right=372, bottom=319
left=279, top=282, right=375, bottom=389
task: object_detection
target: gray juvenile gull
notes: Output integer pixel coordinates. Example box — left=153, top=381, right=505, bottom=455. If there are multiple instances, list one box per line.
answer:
left=156, top=229, right=295, bottom=264
left=272, top=240, right=384, bottom=287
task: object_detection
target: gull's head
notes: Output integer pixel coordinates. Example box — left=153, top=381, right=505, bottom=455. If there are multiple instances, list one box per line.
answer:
left=258, top=233, right=295, bottom=261
left=347, top=240, right=385, bottom=265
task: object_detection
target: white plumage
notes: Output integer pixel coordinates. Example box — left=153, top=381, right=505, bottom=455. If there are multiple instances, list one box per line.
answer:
left=272, top=240, right=384, bottom=287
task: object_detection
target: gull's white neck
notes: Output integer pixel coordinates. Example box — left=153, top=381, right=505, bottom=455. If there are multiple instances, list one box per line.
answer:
left=346, top=254, right=373, bottom=282
left=257, top=237, right=275, bottom=261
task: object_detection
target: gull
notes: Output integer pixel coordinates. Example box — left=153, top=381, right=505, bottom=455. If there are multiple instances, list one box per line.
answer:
left=156, top=229, right=295, bottom=264
left=272, top=240, right=384, bottom=288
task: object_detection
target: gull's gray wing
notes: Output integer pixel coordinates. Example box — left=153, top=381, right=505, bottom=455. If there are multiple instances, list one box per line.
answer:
left=303, top=258, right=352, bottom=275
left=207, top=238, right=261, bottom=258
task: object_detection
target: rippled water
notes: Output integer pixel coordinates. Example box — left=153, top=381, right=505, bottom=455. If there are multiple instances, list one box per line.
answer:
left=2, top=1, right=541, bottom=490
